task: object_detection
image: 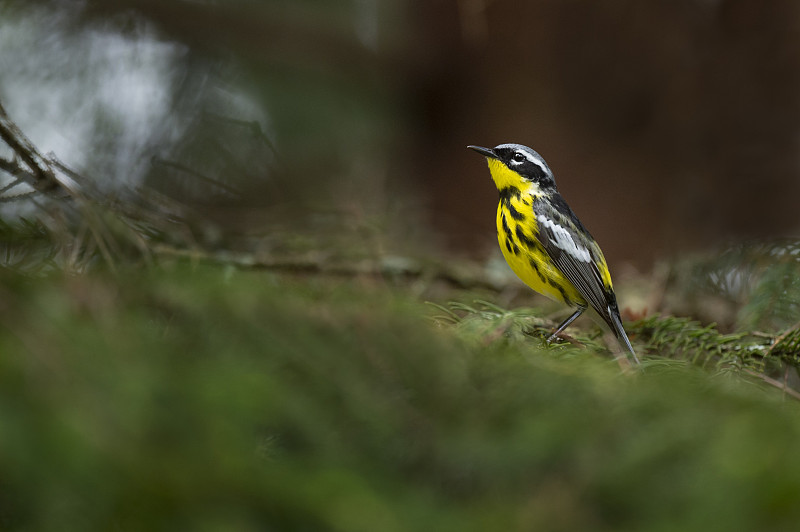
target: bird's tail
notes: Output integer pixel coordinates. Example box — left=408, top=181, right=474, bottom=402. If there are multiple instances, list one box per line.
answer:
left=607, top=305, right=639, bottom=365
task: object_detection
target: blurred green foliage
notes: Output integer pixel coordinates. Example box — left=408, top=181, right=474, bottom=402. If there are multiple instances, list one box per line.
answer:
left=2, top=263, right=800, bottom=531
left=665, top=241, right=800, bottom=333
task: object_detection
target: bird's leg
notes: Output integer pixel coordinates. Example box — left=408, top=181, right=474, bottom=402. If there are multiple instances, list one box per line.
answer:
left=546, top=307, right=585, bottom=343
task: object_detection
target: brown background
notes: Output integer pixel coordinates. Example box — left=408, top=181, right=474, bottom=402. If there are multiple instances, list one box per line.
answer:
left=36, top=0, right=800, bottom=267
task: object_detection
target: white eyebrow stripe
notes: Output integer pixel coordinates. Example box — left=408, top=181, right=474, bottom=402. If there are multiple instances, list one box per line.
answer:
left=517, top=150, right=549, bottom=174
left=537, top=215, right=591, bottom=262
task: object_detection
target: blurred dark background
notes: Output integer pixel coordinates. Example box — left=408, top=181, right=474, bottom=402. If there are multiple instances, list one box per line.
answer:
left=2, top=0, right=799, bottom=268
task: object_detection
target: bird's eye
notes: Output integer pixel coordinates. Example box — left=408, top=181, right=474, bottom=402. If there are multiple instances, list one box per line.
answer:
left=511, top=152, right=526, bottom=163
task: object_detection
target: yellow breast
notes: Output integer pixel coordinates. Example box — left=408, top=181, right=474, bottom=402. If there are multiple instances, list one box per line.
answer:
left=495, top=196, right=584, bottom=306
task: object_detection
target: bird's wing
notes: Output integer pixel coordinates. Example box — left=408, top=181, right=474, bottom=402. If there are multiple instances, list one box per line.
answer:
left=534, top=194, right=638, bottom=361
left=533, top=196, right=615, bottom=326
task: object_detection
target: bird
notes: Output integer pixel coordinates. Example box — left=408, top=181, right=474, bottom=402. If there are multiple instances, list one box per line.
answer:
left=468, top=143, right=639, bottom=364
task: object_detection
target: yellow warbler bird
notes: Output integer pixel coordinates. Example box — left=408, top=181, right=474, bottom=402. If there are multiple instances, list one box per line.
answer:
left=468, top=143, right=638, bottom=364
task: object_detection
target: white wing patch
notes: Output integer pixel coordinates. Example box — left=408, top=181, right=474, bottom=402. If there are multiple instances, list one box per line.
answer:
left=537, top=215, right=591, bottom=263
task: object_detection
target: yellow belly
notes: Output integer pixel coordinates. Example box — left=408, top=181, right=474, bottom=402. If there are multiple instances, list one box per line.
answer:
left=496, top=204, right=584, bottom=306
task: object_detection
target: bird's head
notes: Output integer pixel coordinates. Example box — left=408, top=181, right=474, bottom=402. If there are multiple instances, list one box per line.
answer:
left=468, top=143, right=556, bottom=193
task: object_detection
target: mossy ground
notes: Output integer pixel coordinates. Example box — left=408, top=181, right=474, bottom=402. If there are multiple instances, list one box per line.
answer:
left=1, top=263, right=800, bottom=531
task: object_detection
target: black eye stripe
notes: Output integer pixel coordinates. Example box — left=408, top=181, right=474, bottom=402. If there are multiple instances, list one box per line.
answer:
left=492, top=144, right=556, bottom=187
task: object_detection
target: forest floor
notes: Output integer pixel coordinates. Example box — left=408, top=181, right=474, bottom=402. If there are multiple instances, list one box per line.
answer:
left=2, top=255, right=800, bottom=531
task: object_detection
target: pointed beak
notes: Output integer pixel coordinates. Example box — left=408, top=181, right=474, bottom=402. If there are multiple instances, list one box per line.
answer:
left=467, top=145, right=497, bottom=159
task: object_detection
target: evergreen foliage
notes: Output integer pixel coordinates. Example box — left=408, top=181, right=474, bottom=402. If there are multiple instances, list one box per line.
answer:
left=1, top=157, right=800, bottom=529
left=671, top=240, right=800, bottom=332
left=0, top=217, right=59, bottom=274
left=2, top=265, right=800, bottom=531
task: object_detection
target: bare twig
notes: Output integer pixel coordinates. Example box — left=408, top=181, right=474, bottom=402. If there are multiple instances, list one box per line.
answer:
left=151, top=157, right=242, bottom=196
left=0, top=103, right=82, bottom=198
left=0, top=175, right=25, bottom=195
left=764, top=323, right=800, bottom=359
left=743, top=369, right=800, bottom=401
left=0, top=101, right=59, bottom=192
